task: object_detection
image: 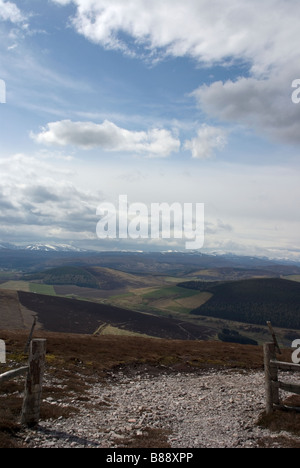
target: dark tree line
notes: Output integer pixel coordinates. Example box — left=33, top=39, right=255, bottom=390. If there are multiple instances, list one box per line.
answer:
left=218, top=329, right=258, bottom=346
left=179, top=278, right=300, bottom=330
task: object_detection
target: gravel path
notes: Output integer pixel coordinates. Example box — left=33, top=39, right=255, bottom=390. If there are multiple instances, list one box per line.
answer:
left=20, top=368, right=300, bottom=449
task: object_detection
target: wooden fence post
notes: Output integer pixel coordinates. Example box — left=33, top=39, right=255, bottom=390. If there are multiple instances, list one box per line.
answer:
left=264, top=342, right=279, bottom=414
left=21, top=339, right=46, bottom=427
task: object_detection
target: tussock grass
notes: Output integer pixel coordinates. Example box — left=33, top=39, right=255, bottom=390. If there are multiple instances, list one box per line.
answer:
left=0, top=329, right=291, bottom=448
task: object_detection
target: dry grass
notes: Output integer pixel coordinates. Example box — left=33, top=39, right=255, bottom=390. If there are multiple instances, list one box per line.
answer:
left=256, top=394, right=300, bottom=447
left=258, top=409, right=300, bottom=436
left=175, top=292, right=213, bottom=309
left=1, top=329, right=268, bottom=373
left=0, top=329, right=294, bottom=448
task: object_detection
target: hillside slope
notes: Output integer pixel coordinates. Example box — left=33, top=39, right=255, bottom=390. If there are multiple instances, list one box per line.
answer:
left=0, top=290, right=39, bottom=330
left=17, top=291, right=215, bottom=340
left=26, top=266, right=100, bottom=289
left=1, top=331, right=299, bottom=449
left=180, top=278, right=300, bottom=329
left=25, top=265, right=163, bottom=291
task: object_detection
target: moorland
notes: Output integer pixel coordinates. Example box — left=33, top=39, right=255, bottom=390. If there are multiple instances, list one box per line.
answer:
left=1, top=249, right=300, bottom=448
left=1, top=249, right=300, bottom=346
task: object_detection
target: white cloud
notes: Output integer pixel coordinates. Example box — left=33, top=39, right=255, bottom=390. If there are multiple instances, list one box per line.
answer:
left=0, top=0, right=25, bottom=23
left=51, top=0, right=300, bottom=73
left=0, top=153, right=102, bottom=242
left=1, top=153, right=300, bottom=256
left=192, top=72, right=300, bottom=145
left=51, top=0, right=300, bottom=145
left=31, top=119, right=181, bottom=157
left=184, top=125, right=228, bottom=159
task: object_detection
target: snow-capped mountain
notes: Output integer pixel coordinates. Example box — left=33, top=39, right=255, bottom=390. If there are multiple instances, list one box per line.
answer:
left=0, top=241, right=86, bottom=252
left=24, top=243, right=84, bottom=252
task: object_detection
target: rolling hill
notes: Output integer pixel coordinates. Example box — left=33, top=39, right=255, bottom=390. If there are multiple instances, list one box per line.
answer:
left=26, top=266, right=100, bottom=289
left=24, top=265, right=163, bottom=291
left=179, top=278, right=300, bottom=329
left=2, top=251, right=300, bottom=347
left=16, top=291, right=215, bottom=340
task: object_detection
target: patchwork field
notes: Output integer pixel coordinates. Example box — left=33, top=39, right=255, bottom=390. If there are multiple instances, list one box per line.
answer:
left=0, top=270, right=214, bottom=318
left=106, top=286, right=213, bottom=317
left=1, top=260, right=300, bottom=347
left=0, top=281, right=56, bottom=295
left=0, top=281, right=30, bottom=292
left=16, top=291, right=215, bottom=340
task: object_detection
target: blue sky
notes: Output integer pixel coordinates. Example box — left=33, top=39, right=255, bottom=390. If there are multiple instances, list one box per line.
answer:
left=1, top=0, right=300, bottom=259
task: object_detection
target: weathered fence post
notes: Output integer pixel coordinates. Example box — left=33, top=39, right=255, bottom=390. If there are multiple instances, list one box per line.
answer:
left=21, top=339, right=46, bottom=427
left=266, top=321, right=281, bottom=355
left=264, top=342, right=279, bottom=414
left=24, top=315, right=37, bottom=354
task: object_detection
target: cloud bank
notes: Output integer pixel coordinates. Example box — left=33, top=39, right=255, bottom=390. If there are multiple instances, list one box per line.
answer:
left=51, top=0, right=299, bottom=71
left=192, top=72, right=300, bottom=145
left=51, top=0, right=300, bottom=145
left=31, top=120, right=230, bottom=159
left=0, top=153, right=101, bottom=243
left=31, top=120, right=181, bottom=158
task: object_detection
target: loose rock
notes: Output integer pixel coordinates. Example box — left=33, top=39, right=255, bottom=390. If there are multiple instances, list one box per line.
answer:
left=20, top=368, right=300, bottom=448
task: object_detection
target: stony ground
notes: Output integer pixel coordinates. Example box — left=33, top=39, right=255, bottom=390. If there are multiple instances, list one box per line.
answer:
left=19, top=367, right=300, bottom=449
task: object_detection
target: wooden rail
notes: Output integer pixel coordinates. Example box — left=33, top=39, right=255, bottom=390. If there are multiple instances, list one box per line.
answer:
left=0, top=366, right=29, bottom=384
left=0, top=339, right=46, bottom=427
left=264, top=342, right=300, bottom=414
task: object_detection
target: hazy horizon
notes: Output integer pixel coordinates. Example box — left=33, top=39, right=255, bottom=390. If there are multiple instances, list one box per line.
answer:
left=1, top=1, right=300, bottom=261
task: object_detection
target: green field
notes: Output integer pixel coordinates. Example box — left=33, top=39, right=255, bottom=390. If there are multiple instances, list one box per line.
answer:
left=1, top=268, right=299, bottom=346
left=94, top=323, right=155, bottom=338
left=29, top=283, right=56, bottom=295
left=0, top=281, right=30, bottom=292
left=284, top=275, right=300, bottom=283
left=142, top=286, right=200, bottom=300
left=0, top=281, right=56, bottom=296
left=105, top=285, right=213, bottom=320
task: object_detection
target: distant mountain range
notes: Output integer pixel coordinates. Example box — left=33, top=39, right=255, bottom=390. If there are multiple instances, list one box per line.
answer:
left=0, top=242, right=298, bottom=264
left=1, top=243, right=300, bottom=276
left=0, top=242, right=85, bottom=252
left=1, top=245, right=300, bottom=343
left=24, top=243, right=84, bottom=252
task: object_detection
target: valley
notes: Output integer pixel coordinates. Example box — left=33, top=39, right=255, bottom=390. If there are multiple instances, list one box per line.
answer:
left=1, top=250, right=300, bottom=449
left=0, top=250, right=300, bottom=346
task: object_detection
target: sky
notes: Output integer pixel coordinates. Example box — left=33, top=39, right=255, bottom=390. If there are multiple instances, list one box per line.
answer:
left=0, top=0, right=300, bottom=259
